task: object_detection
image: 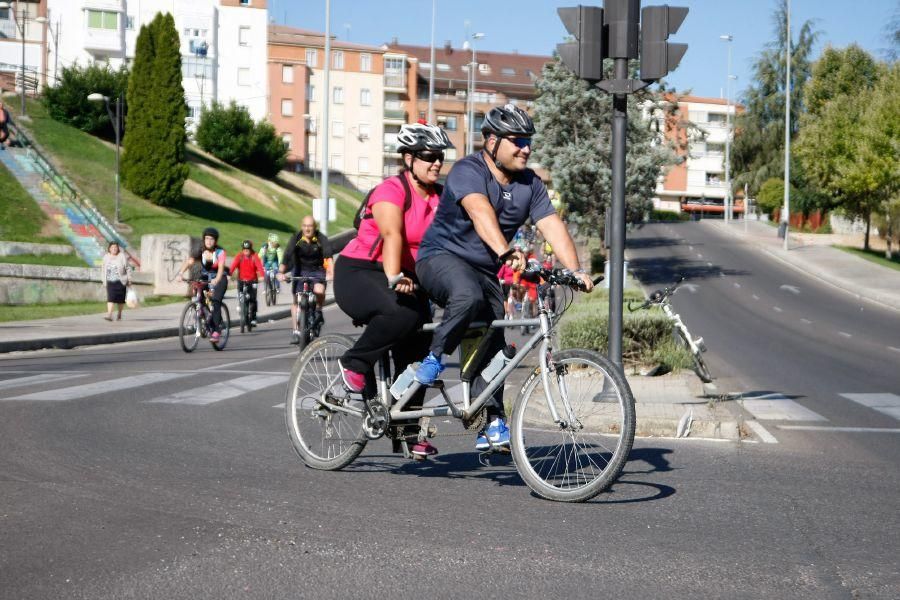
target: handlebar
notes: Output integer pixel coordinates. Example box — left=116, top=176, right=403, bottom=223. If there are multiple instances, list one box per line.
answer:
left=628, top=276, right=685, bottom=312
left=522, top=261, right=604, bottom=291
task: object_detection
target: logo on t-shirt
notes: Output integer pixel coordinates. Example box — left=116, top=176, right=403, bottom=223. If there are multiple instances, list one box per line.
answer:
left=502, top=191, right=512, bottom=201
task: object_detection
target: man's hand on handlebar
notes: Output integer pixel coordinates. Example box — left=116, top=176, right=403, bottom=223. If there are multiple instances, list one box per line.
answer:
left=574, top=271, right=595, bottom=293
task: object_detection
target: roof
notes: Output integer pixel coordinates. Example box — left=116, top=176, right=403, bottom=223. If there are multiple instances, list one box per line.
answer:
left=268, top=25, right=385, bottom=53
left=387, top=43, right=550, bottom=92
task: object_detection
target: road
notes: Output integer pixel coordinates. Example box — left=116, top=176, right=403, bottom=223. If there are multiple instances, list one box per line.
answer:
left=1, top=240, right=899, bottom=598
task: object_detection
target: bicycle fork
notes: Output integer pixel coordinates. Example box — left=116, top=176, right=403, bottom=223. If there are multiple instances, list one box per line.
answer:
left=536, top=313, right=581, bottom=430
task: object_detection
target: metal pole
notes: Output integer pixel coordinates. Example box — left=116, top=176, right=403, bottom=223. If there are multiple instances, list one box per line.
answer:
left=427, top=0, right=436, bottom=123
left=783, top=0, right=791, bottom=251
left=114, top=96, right=121, bottom=224
left=744, top=183, right=749, bottom=232
left=320, top=0, right=331, bottom=235
left=724, top=37, right=732, bottom=224
left=466, top=48, right=473, bottom=155
left=53, top=19, right=59, bottom=84
left=608, top=58, right=628, bottom=367
left=19, top=9, right=26, bottom=116
left=470, top=42, right=477, bottom=155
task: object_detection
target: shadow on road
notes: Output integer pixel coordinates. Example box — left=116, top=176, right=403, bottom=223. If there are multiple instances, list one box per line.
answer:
left=628, top=256, right=750, bottom=286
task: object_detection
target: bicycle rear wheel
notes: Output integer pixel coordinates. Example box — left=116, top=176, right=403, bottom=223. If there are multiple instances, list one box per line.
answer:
left=212, top=304, right=231, bottom=351
left=179, top=302, right=200, bottom=353
left=284, top=334, right=368, bottom=470
left=510, top=348, right=635, bottom=502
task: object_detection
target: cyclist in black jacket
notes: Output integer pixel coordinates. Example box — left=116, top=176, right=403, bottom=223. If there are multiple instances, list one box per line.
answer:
left=279, top=215, right=331, bottom=344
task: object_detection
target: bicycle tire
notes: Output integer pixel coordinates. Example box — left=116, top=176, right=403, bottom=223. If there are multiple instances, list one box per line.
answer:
left=212, top=304, right=231, bottom=351
left=510, top=348, right=635, bottom=502
left=265, top=278, right=273, bottom=306
left=284, top=333, right=368, bottom=470
left=674, top=329, right=713, bottom=382
left=297, top=302, right=310, bottom=353
left=178, top=302, right=200, bottom=353
left=240, top=295, right=247, bottom=333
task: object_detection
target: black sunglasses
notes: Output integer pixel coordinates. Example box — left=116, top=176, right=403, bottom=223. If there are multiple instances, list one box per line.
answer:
left=415, top=150, right=445, bottom=163
left=506, top=137, right=533, bottom=149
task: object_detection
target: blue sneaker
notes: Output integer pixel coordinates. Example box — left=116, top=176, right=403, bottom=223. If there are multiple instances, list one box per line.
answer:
left=414, top=352, right=445, bottom=385
left=475, top=418, right=510, bottom=450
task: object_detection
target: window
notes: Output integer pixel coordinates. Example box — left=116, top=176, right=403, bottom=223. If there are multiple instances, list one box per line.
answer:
left=705, top=172, right=723, bottom=185
left=282, top=65, right=294, bottom=84
left=358, top=156, right=370, bottom=174
left=708, top=113, right=727, bottom=124
left=332, top=50, right=344, bottom=69
left=478, top=63, right=490, bottom=74
left=360, top=88, right=372, bottom=106
left=445, top=147, right=458, bottom=161
left=0, top=8, right=10, bottom=20
left=437, top=63, right=451, bottom=71
left=240, top=0, right=251, bottom=5
left=239, top=26, right=250, bottom=46
left=332, top=120, right=344, bottom=137
left=333, top=86, right=344, bottom=104
left=306, top=116, right=317, bottom=132
left=238, top=68, right=251, bottom=86
left=360, top=53, right=372, bottom=72
left=443, top=116, right=457, bottom=131
left=706, top=142, right=725, bottom=155
left=331, top=154, right=344, bottom=170
left=306, top=48, right=317, bottom=68
left=420, top=63, right=432, bottom=71
left=501, top=67, right=516, bottom=76
left=126, top=15, right=135, bottom=30
left=307, top=84, right=315, bottom=101
left=358, top=123, right=371, bottom=139
left=87, top=10, right=117, bottom=30
left=281, top=99, right=294, bottom=117
left=282, top=133, right=293, bottom=150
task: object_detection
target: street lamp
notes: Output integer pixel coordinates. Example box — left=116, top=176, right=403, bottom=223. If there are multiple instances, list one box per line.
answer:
left=0, top=2, right=47, bottom=117
left=46, top=16, right=60, bottom=86
left=88, top=93, right=122, bottom=225
left=462, top=32, right=484, bottom=155
left=302, top=112, right=319, bottom=181
left=720, top=34, right=733, bottom=224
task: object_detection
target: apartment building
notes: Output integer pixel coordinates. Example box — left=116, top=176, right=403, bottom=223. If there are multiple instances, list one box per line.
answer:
left=269, top=25, right=385, bottom=190
left=650, top=95, right=744, bottom=215
left=45, top=0, right=269, bottom=123
left=384, top=41, right=550, bottom=176
left=0, top=0, right=47, bottom=94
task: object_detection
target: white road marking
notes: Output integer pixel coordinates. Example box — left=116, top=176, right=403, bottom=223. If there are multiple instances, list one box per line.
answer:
left=688, top=246, right=694, bottom=251
left=778, top=426, right=900, bottom=433
left=272, top=403, right=285, bottom=409
left=681, top=283, right=699, bottom=293
left=6, top=372, right=190, bottom=402
left=0, top=372, right=87, bottom=391
left=773, top=306, right=783, bottom=313
left=740, top=393, right=828, bottom=421
left=146, top=374, right=289, bottom=405
left=779, top=285, right=801, bottom=295
left=706, top=261, right=713, bottom=267
left=733, top=283, right=741, bottom=288
left=839, top=393, right=900, bottom=421
left=199, top=351, right=297, bottom=372
left=888, top=346, right=900, bottom=354
left=801, top=318, right=813, bottom=325
left=746, top=420, right=778, bottom=444
left=752, top=294, right=760, bottom=300
left=697, top=253, right=703, bottom=259
left=838, top=331, right=852, bottom=338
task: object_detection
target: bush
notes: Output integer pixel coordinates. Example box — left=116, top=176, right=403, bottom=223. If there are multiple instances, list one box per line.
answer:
left=196, top=101, right=287, bottom=178
left=757, top=178, right=794, bottom=218
left=42, top=63, right=129, bottom=140
left=649, top=209, right=689, bottom=222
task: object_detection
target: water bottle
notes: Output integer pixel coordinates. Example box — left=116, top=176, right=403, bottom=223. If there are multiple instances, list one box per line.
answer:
left=480, top=345, right=516, bottom=384
left=390, top=363, right=419, bottom=400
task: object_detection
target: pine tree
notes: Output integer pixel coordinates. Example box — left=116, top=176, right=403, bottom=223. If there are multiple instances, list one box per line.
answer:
left=121, top=13, right=188, bottom=206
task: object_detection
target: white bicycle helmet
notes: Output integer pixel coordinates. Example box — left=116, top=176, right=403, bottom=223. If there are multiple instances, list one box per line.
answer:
left=396, top=122, right=454, bottom=154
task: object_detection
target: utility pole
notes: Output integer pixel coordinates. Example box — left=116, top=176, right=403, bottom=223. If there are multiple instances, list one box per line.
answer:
left=320, top=0, right=331, bottom=235
left=427, top=0, right=436, bottom=123
left=721, top=34, right=733, bottom=224
left=782, top=0, right=791, bottom=251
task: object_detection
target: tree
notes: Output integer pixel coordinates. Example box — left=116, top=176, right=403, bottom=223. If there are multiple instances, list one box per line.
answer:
left=804, top=44, right=880, bottom=117
left=531, top=57, right=680, bottom=235
left=42, top=63, right=129, bottom=140
left=195, top=101, right=287, bottom=178
left=732, top=0, right=820, bottom=197
left=121, top=13, right=188, bottom=206
left=757, top=177, right=792, bottom=218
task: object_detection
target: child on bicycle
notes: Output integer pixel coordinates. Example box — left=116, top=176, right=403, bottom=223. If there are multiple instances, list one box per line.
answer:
left=230, top=240, right=265, bottom=326
left=259, top=233, right=283, bottom=292
left=176, top=227, right=228, bottom=342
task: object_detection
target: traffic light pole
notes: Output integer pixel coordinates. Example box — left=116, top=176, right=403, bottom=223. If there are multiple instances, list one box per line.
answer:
left=608, top=58, right=628, bottom=367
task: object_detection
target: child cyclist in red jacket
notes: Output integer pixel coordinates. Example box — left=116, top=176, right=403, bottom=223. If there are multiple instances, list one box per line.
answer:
left=230, top=240, right=266, bottom=325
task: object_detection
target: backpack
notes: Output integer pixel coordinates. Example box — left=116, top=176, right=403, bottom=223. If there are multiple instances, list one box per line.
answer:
left=352, top=172, right=443, bottom=230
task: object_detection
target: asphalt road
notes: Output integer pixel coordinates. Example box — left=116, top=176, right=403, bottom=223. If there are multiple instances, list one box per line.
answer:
left=1, top=258, right=899, bottom=598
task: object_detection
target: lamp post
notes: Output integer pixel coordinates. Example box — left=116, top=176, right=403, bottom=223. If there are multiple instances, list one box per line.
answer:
left=427, top=0, right=436, bottom=123
left=46, top=15, right=60, bottom=85
left=88, top=93, right=122, bottom=225
left=320, top=0, right=331, bottom=235
left=720, top=34, right=733, bottom=225
left=0, top=3, right=47, bottom=117
left=782, top=0, right=792, bottom=251
left=463, top=32, right=484, bottom=155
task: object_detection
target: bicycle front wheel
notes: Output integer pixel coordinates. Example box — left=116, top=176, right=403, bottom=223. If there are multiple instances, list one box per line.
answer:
left=179, top=302, right=200, bottom=353
left=510, top=348, right=635, bottom=502
left=212, top=304, right=231, bottom=351
left=284, top=334, right=368, bottom=470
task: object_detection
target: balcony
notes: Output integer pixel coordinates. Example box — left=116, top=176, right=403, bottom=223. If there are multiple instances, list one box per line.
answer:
left=84, top=28, right=124, bottom=53
left=383, top=108, right=407, bottom=124
left=384, top=71, right=406, bottom=92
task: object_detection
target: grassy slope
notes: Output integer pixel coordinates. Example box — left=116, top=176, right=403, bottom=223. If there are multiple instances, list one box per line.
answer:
left=0, top=161, right=68, bottom=245
left=0, top=253, right=88, bottom=267
left=836, top=245, right=900, bottom=272
left=12, top=99, right=356, bottom=252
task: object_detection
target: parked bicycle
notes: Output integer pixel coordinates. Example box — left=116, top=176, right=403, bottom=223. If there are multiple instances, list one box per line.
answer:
left=283, top=274, right=323, bottom=352
left=629, top=277, right=713, bottom=383
left=179, top=279, right=231, bottom=352
left=237, top=281, right=257, bottom=333
left=284, top=265, right=636, bottom=503
left=264, top=269, right=279, bottom=306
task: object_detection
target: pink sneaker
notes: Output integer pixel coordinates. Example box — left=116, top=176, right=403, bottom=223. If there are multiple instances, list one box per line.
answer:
left=338, top=360, right=365, bottom=393
left=411, top=440, right=438, bottom=459
left=210, top=331, right=220, bottom=342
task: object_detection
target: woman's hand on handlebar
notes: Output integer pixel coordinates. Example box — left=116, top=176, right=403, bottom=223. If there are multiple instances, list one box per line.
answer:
left=393, top=276, right=416, bottom=295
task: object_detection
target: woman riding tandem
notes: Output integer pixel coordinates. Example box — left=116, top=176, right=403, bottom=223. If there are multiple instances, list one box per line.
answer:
left=334, top=122, right=452, bottom=458
left=177, top=227, right=228, bottom=342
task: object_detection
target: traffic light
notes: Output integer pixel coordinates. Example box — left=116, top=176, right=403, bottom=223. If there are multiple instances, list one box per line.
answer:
left=557, top=5, right=606, bottom=82
left=640, top=5, right=689, bottom=82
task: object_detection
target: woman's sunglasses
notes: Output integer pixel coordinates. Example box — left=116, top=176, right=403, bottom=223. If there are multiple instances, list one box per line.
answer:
left=415, top=150, right=445, bottom=163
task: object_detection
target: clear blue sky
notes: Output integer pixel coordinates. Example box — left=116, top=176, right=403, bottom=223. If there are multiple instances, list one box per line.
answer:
left=269, top=0, right=897, bottom=102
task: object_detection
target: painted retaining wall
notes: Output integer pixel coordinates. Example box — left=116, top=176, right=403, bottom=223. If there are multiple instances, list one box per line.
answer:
left=0, top=263, right=153, bottom=305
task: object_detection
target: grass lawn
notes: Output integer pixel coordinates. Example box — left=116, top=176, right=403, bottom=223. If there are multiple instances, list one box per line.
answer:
left=0, top=162, right=69, bottom=245
left=0, top=295, right=184, bottom=322
left=835, top=245, right=900, bottom=272
left=10, top=99, right=356, bottom=251
left=0, top=253, right=88, bottom=267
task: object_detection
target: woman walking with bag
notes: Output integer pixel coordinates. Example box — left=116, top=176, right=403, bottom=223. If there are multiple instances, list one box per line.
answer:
left=102, top=241, right=131, bottom=321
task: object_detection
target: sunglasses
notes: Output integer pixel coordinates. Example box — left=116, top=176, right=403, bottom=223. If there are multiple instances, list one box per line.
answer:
left=506, top=137, right=533, bottom=149
left=415, top=150, right=445, bottom=163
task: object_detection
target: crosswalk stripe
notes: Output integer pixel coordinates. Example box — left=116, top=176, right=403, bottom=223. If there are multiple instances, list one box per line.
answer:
left=839, top=393, right=900, bottom=421
left=0, top=372, right=87, bottom=391
left=146, top=374, right=288, bottom=405
left=6, top=372, right=190, bottom=402
left=739, top=393, right=827, bottom=421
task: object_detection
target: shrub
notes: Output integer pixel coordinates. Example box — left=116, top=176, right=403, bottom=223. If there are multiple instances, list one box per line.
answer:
left=757, top=178, right=793, bottom=218
left=42, top=63, right=129, bottom=140
left=195, top=101, right=287, bottom=178
left=649, top=209, right=689, bottom=222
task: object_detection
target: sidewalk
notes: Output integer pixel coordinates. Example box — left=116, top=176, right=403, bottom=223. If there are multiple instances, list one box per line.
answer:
left=704, top=220, right=900, bottom=312
left=0, top=286, right=325, bottom=353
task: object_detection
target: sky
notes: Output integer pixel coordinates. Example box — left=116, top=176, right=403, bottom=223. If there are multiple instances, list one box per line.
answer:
left=269, top=0, right=897, bottom=102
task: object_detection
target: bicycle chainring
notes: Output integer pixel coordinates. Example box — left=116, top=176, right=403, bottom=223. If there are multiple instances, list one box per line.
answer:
left=462, top=408, right=488, bottom=432
left=363, top=401, right=390, bottom=439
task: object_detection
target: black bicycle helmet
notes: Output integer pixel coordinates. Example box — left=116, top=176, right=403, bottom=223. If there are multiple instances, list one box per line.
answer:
left=202, top=227, right=220, bottom=240
left=396, top=122, right=454, bottom=154
left=241, top=239, right=253, bottom=250
left=481, top=103, right=536, bottom=138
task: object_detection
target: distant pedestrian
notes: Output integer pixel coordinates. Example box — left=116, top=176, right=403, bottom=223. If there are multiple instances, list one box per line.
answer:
left=102, top=241, right=131, bottom=321
left=0, top=100, right=13, bottom=149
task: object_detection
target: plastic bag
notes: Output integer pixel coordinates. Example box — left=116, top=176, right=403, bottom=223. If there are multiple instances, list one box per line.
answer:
left=125, top=286, right=139, bottom=308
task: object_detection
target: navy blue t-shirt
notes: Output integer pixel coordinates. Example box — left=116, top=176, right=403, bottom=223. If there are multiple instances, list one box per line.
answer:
left=417, top=152, right=555, bottom=274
